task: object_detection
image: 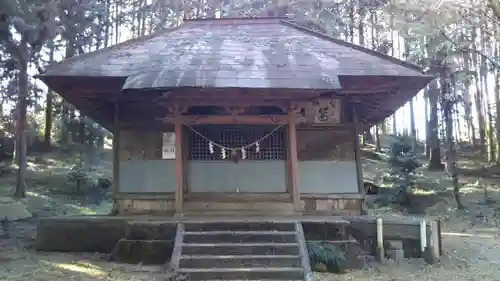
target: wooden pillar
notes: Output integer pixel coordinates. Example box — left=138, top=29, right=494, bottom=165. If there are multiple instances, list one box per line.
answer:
left=288, top=108, right=301, bottom=212
left=175, top=119, right=184, bottom=214
left=352, top=105, right=366, bottom=214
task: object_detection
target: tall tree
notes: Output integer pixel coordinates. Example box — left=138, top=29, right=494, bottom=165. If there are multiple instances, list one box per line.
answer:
left=0, top=0, right=58, bottom=197
left=441, top=67, right=465, bottom=209
left=44, top=40, right=55, bottom=149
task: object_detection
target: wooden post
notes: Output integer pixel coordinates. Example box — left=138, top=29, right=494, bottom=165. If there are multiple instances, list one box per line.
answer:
left=420, top=219, right=427, bottom=254
left=288, top=107, right=301, bottom=212
left=425, top=220, right=440, bottom=264
left=111, top=99, right=120, bottom=215
left=376, top=218, right=384, bottom=262
left=352, top=105, right=366, bottom=214
left=174, top=113, right=184, bottom=214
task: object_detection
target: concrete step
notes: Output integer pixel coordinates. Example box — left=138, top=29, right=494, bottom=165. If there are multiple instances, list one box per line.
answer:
left=181, top=243, right=300, bottom=255
left=183, top=222, right=295, bottom=232
left=177, top=267, right=303, bottom=280
left=179, top=254, right=301, bottom=268
left=183, top=231, right=296, bottom=243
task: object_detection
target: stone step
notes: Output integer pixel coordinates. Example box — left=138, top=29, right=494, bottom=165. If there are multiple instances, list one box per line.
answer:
left=176, top=267, right=303, bottom=280
left=183, top=231, right=297, bottom=243
left=179, top=254, right=301, bottom=268
left=183, top=201, right=295, bottom=213
left=181, top=210, right=296, bottom=217
left=181, top=243, right=300, bottom=255
left=183, top=222, right=295, bottom=232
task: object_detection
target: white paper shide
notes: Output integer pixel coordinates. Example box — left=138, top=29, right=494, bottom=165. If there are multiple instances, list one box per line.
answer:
left=162, top=132, right=175, bottom=159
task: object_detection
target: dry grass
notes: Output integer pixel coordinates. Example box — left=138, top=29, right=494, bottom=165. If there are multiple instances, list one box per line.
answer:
left=0, top=251, right=168, bottom=281
left=348, top=149, right=500, bottom=281
left=2, top=232, right=499, bottom=281
left=313, top=233, right=500, bottom=281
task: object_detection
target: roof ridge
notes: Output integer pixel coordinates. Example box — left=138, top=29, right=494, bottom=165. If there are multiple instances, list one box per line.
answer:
left=38, top=25, right=184, bottom=77
left=279, top=19, right=424, bottom=73
left=184, top=16, right=288, bottom=22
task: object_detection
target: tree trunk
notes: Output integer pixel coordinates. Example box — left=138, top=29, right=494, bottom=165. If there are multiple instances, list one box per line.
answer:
left=68, top=107, right=77, bottom=143
left=424, top=87, right=431, bottom=156
left=392, top=115, right=397, bottom=135
left=496, top=54, right=500, bottom=162
left=44, top=91, right=53, bottom=149
left=462, top=51, right=476, bottom=146
left=60, top=40, right=76, bottom=145
left=14, top=47, right=29, bottom=198
left=452, top=78, right=461, bottom=144
left=427, top=79, right=444, bottom=170
left=114, top=0, right=122, bottom=43
left=44, top=42, right=55, bottom=149
left=348, top=0, right=355, bottom=43
left=471, top=27, right=486, bottom=157
left=474, top=72, right=486, bottom=156
left=389, top=15, right=397, bottom=136
left=442, top=77, right=464, bottom=209
left=104, top=0, right=111, bottom=47
left=375, top=125, right=381, bottom=152
left=480, top=27, right=495, bottom=162
left=409, top=98, right=417, bottom=149
left=487, top=105, right=495, bottom=162
left=358, top=3, right=365, bottom=47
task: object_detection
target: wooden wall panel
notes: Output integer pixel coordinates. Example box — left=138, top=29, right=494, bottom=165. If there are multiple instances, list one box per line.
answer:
left=119, top=130, right=163, bottom=160
left=301, top=196, right=362, bottom=215
left=117, top=198, right=175, bottom=215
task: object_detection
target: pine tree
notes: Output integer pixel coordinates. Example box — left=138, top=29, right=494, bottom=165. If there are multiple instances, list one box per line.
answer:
left=384, top=135, right=421, bottom=206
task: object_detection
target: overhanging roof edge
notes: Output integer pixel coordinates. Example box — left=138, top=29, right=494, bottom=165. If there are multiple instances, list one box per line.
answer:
left=41, top=25, right=185, bottom=75
left=280, top=19, right=426, bottom=74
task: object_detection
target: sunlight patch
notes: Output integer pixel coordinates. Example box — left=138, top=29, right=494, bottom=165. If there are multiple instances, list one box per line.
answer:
left=441, top=232, right=496, bottom=239
left=412, top=188, right=437, bottom=195
left=26, top=191, right=51, bottom=199
left=49, top=262, right=106, bottom=276
left=64, top=204, right=98, bottom=215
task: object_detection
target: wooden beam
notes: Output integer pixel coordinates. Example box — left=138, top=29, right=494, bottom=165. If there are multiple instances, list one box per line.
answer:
left=288, top=107, right=301, bottom=212
left=159, top=114, right=289, bottom=125
left=174, top=109, right=184, bottom=214
left=165, top=87, right=324, bottom=98
left=157, top=98, right=290, bottom=108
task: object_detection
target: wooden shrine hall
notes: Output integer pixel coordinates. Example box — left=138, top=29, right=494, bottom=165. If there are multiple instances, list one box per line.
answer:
left=37, top=17, right=432, bottom=217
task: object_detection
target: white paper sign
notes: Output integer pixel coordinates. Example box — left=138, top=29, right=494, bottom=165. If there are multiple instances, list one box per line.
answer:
left=162, top=132, right=176, bottom=159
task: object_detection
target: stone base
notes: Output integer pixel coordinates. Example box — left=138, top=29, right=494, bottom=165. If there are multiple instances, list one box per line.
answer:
left=110, top=239, right=173, bottom=264
left=0, top=197, right=31, bottom=221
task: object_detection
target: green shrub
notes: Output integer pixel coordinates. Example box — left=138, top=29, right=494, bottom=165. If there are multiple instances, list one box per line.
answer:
left=375, top=135, right=420, bottom=206
left=307, top=241, right=346, bottom=273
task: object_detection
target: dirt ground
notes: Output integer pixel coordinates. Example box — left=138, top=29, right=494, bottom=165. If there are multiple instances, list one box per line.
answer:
left=1, top=147, right=500, bottom=281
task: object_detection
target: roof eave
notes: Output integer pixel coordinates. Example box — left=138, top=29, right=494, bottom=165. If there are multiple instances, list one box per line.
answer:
left=38, top=25, right=185, bottom=78
left=280, top=19, right=426, bottom=74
